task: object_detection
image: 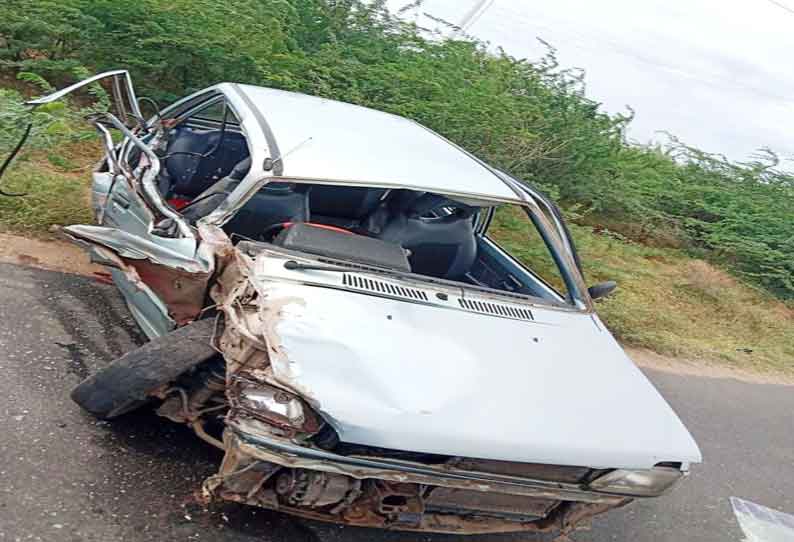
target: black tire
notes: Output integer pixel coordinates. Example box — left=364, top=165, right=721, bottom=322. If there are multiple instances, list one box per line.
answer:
left=71, top=318, right=220, bottom=419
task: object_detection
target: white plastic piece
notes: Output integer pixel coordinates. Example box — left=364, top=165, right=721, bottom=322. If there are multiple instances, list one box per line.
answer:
left=731, top=497, right=794, bottom=542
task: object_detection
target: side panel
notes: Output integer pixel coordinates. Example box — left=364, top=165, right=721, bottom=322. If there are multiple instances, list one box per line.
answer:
left=26, top=70, right=143, bottom=123
left=97, top=173, right=152, bottom=237
left=90, top=171, right=177, bottom=335
left=64, top=225, right=219, bottom=338
left=110, top=267, right=175, bottom=339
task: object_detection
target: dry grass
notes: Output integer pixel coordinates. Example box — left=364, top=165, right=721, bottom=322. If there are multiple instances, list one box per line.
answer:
left=575, top=225, right=794, bottom=373
left=493, top=206, right=794, bottom=374
left=0, top=141, right=98, bottom=236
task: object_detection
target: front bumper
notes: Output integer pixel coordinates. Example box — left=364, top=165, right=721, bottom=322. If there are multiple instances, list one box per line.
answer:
left=230, top=424, right=623, bottom=503
left=203, top=423, right=632, bottom=535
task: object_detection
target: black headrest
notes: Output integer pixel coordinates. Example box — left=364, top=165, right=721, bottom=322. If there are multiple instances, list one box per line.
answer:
left=229, top=156, right=251, bottom=180
left=309, top=185, right=388, bottom=219
left=395, top=192, right=477, bottom=219
left=230, top=157, right=297, bottom=192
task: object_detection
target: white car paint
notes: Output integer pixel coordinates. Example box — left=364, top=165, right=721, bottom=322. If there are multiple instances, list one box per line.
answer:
left=251, top=254, right=702, bottom=471
left=233, top=84, right=523, bottom=203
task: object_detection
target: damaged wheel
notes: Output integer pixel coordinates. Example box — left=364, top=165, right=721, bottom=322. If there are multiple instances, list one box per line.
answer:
left=71, top=318, right=220, bottom=419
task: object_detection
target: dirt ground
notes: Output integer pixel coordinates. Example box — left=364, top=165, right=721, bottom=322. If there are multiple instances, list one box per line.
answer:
left=625, top=346, right=794, bottom=386
left=2, top=230, right=791, bottom=386
left=0, top=231, right=101, bottom=276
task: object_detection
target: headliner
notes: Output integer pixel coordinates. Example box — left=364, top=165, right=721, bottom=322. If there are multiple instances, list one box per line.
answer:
left=237, top=85, right=523, bottom=203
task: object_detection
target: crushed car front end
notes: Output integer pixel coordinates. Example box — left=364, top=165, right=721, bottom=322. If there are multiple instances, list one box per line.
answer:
left=199, top=240, right=697, bottom=535
left=208, top=428, right=632, bottom=535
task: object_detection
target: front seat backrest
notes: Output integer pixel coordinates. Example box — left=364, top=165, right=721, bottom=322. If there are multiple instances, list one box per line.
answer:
left=222, top=182, right=309, bottom=239
left=309, top=185, right=387, bottom=221
left=164, top=126, right=247, bottom=197
left=179, top=156, right=251, bottom=223
left=377, top=194, right=478, bottom=280
left=179, top=157, right=306, bottom=234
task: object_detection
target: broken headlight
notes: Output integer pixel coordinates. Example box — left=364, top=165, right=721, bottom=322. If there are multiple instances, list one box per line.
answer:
left=234, top=382, right=322, bottom=436
left=588, top=466, right=685, bottom=497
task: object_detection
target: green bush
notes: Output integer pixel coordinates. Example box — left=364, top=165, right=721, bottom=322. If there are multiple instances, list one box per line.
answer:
left=1, top=0, right=792, bottom=297
left=0, top=87, right=94, bottom=152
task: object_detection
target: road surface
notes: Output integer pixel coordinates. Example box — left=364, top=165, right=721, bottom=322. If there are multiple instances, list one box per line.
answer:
left=0, top=262, right=792, bottom=541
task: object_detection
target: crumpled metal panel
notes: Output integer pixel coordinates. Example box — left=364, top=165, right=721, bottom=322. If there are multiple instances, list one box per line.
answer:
left=61, top=224, right=233, bottom=325
left=228, top=259, right=701, bottom=470
left=63, top=225, right=209, bottom=273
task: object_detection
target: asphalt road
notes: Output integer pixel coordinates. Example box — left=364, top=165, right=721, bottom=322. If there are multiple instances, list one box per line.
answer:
left=0, top=261, right=792, bottom=542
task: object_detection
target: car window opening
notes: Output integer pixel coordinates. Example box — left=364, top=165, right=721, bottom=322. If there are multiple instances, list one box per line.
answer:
left=144, top=98, right=568, bottom=305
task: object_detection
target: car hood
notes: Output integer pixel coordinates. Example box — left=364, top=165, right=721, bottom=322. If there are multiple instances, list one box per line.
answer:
left=249, top=271, right=701, bottom=470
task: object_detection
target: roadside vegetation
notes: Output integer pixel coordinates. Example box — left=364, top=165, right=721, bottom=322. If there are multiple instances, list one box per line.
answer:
left=491, top=207, right=794, bottom=372
left=1, top=0, right=792, bottom=371
left=0, top=86, right=96, bottom=230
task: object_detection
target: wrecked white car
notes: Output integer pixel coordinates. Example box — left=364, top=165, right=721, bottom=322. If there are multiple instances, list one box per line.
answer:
left=30, top=71, right=701, bottom=535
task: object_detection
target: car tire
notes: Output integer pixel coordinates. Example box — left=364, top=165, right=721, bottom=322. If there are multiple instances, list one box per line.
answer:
left=71, top=318, right=220, bottom=419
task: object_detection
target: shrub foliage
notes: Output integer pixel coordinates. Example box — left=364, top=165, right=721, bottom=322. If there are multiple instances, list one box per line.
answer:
left=1, top=0, right=792, bottom=297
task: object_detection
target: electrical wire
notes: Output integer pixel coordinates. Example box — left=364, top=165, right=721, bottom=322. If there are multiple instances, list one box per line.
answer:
left=0, top=123, right=32, bottom=197
left=463, top=0, right=495, bottom=31
left=765, top=0, right=794, bottom=15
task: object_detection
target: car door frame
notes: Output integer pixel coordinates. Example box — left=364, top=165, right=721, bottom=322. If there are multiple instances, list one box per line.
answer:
left=64, top=111, right=211, bottom=339
left=30, top=72, right=270, bottom=339
left=482, top=170, right=593, bottom=311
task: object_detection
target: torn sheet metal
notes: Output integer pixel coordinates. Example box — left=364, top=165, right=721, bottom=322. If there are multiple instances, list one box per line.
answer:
left=25, top=69, right=142, bottom=120
left=99, top=112, right=194, bottom=239
left=63, top=225, right=208, bottom=273
left=124, top=258, right=210, bottom=325
left=62, top=224, right=217, bottom=325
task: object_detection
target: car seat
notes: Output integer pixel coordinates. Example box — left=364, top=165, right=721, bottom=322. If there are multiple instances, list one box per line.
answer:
left=162, top=126, right=248, bottom=198
left=308, top=185, right=388, bottom=229
left=374, top=192, right=478, bottom=280
left=179, top=157, right=308, bottom=239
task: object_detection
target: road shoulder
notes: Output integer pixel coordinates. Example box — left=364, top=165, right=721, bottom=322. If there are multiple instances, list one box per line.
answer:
left=628, top=346, right=794, bottom=386
left=0, top=231, right=101, bottom=276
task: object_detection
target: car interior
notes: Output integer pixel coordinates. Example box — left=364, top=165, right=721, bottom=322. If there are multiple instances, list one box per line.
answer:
left=146, top=99, right=566, bottom=304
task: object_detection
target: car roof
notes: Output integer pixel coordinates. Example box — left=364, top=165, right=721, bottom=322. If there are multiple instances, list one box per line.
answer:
left=235, top=84, right=523, bottom=203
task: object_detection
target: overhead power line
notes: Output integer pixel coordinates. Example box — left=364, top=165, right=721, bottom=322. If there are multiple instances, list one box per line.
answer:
left=765, top=0, right=794, bottom=15
left=465, top=0, right=495, bottom=30
left=458, top=0, right=495, bottom=32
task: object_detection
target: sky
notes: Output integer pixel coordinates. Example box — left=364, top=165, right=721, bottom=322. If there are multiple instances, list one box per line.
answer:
left=388, top=0, right=794, bottom=165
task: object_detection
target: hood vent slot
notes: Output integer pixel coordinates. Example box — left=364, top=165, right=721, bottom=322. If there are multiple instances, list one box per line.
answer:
left=342, top=273, right=429, bottom=301
left=459, top=298, right=534, bottom=321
